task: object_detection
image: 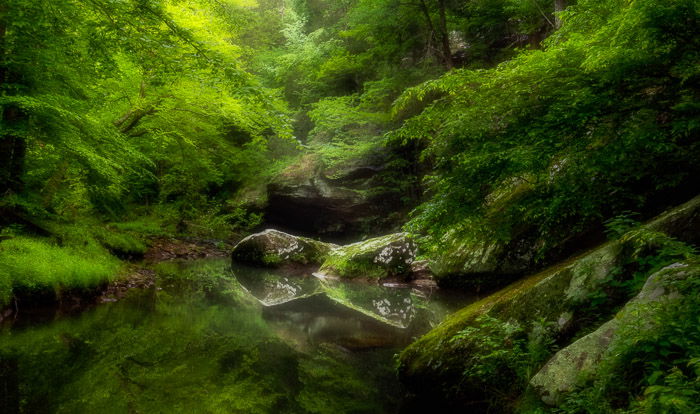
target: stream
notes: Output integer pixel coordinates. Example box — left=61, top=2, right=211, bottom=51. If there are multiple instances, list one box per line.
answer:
left=0, top=258, right=474, bottom=413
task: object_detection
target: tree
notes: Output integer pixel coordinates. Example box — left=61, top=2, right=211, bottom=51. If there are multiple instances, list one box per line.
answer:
left=554, top=0, right=567, bottom=28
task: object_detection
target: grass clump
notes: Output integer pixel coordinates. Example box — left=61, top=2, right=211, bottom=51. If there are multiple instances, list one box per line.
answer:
left=0, top=236, right=120, bottom=307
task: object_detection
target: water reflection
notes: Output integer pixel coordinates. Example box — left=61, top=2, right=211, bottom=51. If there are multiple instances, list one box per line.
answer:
left=0, top=259, right=476, bottom=413
left=232, top=264, right=322, bottom=306
left=230, top=263, right=467, bottom=352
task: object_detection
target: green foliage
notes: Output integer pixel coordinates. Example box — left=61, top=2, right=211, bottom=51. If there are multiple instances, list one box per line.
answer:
left=0, top=236, right=120, bottom=306
left=448, top=314, right=560, bottom=411
left=394, top=0, right=700, bottom=261
left=1, top=0, right=294, bottom=233
left=604, top=212, right=642, bottom=240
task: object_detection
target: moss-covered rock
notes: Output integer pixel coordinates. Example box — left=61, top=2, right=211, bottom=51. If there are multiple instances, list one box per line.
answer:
left=397, top=195, right=700, bottom=411
left=231, top=229, right=336, bottom=267
left=427, top=177, right=541, bottom=289
left=530, top=262, right=699, bottom=405
left=316, top=233, right=417, bottom=280
left=432, top=193, right=700, bottom=292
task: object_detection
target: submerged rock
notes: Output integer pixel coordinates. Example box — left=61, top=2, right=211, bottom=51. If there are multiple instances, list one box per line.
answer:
left=231, top=229, right=336, bottom=267
left=530, top=263, right=697, bottom=405
left=316, top=233, right=418, bottom=280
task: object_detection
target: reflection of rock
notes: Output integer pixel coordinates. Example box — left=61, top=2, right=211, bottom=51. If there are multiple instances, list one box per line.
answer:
left=231, top=229, right=336, bottom=267
left=317, top=233, right=418, bottom=280
left=232, top=261, right=451, bottom=351
left=233, top=264, right=322, bottom=306
left=233, top=262, right=429, bottom=329
left=320, top=278, right=421, bottom=329
left=263, top=294, right=413, bottom=351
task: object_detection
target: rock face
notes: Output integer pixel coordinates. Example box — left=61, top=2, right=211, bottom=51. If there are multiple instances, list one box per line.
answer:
left=431, top=190, right=700, bottom=291
left=430, top=234, right=538, bottom=289
left=427, top=175, right=541, bottom=288
left=265, top=154, right=401, bottom=239
left=231, top=229, right=336, bottom=267
left=530, top=263, right=697, bottom=405
left=316, top=233, right=418, bottom=280
left=397, top=195, right=700, bottom=411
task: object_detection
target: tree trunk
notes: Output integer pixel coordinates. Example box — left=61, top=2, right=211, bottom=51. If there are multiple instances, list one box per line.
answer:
left=113, top=106, right=156, bottom=135
left=437, top=0, right=453, bottom=68
left=0, top=107, right=27, bottom=194
left=418, top=0, right=453, bottom=68
left=418, top=0, right=438, bottom=60
left=554, top=0, right=567, bottom=29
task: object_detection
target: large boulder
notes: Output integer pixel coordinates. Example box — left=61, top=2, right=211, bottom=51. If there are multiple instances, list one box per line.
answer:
left=397, top=195, right=700, bottom=411
left=530, top=262, right=698, bottom=405
left=429, top=232, right=538, bottom=289
left=316, top=233, right=418, bottom=280
left=265, top=154, right=401, bottom=239
left=231, top=229, right=336, bottom=267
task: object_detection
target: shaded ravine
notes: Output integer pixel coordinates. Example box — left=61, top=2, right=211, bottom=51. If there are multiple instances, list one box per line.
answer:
left=0, top=258, right=474, bottom=413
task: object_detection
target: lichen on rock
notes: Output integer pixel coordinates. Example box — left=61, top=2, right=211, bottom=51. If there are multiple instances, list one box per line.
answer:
left=530, top=262, right=699, bottom=405
left=231, top=229, right=336, bottom=268
left=316, top=233, right=418, bottom=280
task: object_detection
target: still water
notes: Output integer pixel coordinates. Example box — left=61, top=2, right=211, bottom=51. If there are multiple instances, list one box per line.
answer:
left=0, top=259, right=472, bottom=413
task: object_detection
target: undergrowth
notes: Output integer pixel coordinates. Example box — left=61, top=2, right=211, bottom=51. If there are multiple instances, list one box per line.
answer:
left=0, top=236, right=120, bottom=307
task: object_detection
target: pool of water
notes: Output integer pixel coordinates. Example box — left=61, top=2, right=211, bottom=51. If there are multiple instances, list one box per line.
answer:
left=0, top=259, right=474, bottom=413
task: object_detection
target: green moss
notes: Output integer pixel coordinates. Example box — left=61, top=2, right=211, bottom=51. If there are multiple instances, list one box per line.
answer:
left=317, top=233, right=414, bottom=280
left=262, top=253, right=283, bottom=266
left=319, top=253, right=387, bottom=279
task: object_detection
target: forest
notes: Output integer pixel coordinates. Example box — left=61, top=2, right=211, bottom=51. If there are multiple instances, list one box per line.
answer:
left=1, top=0, right=699, bottom=413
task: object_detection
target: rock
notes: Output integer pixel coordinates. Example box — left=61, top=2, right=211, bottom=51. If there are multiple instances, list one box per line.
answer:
left=428, top=176, right=540, bottom=288
left=430, top=235, right=536, bottom=289
left=647, top=194, right=700, bottom=246
left=432, top=192, right=700, bottom=291
left=265, top=154, right=400, bottom=238
left=231, top=229, right=336, bottom=267
left=530, top=263, right=697, bottom=405
left=316, top=233, right=418, bottom=280
left=397, top=195, right=700, bottom=411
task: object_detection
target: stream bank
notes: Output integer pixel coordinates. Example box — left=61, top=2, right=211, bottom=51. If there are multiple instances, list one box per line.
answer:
left=0, top=256, right=473, bottom=413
